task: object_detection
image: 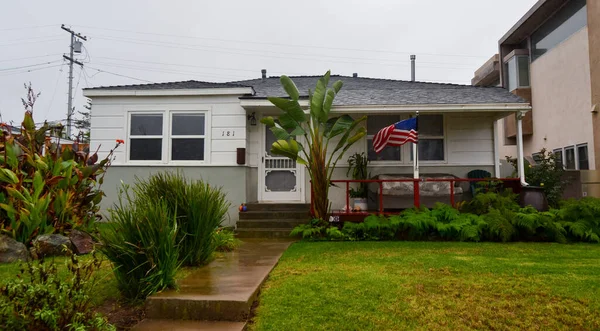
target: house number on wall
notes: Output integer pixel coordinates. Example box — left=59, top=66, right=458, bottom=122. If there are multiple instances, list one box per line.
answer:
left=221, top=130, right=235, bottom=137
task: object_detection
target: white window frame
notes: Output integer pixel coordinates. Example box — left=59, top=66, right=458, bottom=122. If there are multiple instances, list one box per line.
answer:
left=575, top=143, right=589, bottom=170
left=168, top=111, right=207, bottom=163
left=126, top=108, right=211, bottom=165
left=365, top=114, right=447, bottom=165
left=564, top=145, right=576, bottom=170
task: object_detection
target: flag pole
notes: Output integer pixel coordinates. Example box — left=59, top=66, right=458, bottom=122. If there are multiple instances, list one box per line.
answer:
left=413, top=111, right=419, bottom=179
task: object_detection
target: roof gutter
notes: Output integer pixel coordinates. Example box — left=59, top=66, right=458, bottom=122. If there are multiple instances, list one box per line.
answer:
left=83, top=87, right=255, bottom=97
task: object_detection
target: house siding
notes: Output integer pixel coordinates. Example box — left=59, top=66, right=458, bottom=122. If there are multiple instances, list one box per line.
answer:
left=90, top=95, right=248, bottom=165
left=99, top=166, right=246, bottom=227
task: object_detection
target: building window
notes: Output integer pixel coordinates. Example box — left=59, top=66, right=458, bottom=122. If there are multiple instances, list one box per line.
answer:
left=129, top=114, right=163, bottom=161
left=553, top=148, right=563, bottom=167
left=171, top=113, right=205, bottom=161
left=128, top=112, right=207, bottom=162
left=411, top=114, right=445, bottom=161
left=531, top=0, right=587, bottom=60
left=505, top=55, right=530, bottom=91
left=367, top=115, right=402, bottom=161
left=577, top=144, right=589, bottom=170
left=564, top=146, right=576, bottom=170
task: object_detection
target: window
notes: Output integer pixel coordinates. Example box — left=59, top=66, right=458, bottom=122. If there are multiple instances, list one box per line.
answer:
left=577, top=144, right=589, bottom=170
left=564, top=146, right=576, bottom=170
left=128, top=112, right=207, bottom=162
left=367, top=115, right=402, bottom=161
left=505, top=55, right=530, bottom=91
left=531, top=0, right=587, bottom=60
left=171, top=113, right=205, bottom=161
left=553, top=148, right=563, bottom=167
left=411, top=114, right=445, bottom=161
left=129, top=114, right=163, bottom=160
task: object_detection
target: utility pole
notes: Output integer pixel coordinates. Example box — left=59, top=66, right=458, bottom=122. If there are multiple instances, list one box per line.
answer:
left=61, top=24, right=86, bottom=139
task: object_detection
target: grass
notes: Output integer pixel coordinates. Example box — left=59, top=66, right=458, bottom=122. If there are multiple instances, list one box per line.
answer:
left=251, top=242, right=600, bottom=330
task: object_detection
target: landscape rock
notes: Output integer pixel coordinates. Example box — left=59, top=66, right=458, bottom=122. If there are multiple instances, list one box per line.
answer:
left=0, top=235, right=29, bottom=263
left=69, top=229, right=95, bottom=255
left=32, top=234, right=73, bottom=258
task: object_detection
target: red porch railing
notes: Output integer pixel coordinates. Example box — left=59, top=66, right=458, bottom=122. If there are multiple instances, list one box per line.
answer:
left=310, top=177, right=521, bottom=217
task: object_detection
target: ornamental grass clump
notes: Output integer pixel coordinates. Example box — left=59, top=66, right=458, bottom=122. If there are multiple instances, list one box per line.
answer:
left=134, top=172, right=230, bottom=266
left=98, top=186, right=179, bottom=300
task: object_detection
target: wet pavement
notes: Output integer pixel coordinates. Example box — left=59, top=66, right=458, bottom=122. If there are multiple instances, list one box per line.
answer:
left=137, top=239, right=293, bottom=329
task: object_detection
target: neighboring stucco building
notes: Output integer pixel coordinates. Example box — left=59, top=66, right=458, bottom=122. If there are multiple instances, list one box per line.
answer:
left=473, top=0, right=599, bottom=174
left=84, top=74, right=529, bottom=226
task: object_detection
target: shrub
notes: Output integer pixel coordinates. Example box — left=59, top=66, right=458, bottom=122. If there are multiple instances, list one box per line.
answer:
left=557, top=198, right=600, bottom=242
left=0, top=253, right=114, bottom=330
left=98, top=186, right=180, bottom=300
left=134, top=172, right=230, bottom=266
left=0, top=111, right=119, bottom=245
left=213, top=228, right=242, bottom=252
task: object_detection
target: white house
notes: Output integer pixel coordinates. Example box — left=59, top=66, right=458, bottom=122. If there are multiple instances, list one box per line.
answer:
left=83, top=73, right=530, bottom=226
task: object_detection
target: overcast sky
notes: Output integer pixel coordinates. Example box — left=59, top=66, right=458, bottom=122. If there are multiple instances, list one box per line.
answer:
left=0, top=0, right=537, bottom=128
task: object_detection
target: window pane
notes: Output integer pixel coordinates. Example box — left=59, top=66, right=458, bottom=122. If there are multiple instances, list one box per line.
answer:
left=517, top=56, right=530, bottom=87
left=172, top=114, right=205, bottom=136
left=367, top=138, right=401, bottom=161
left=130, top=138, right=162, bottom=160
left=419, top=115, right=443, bottom=136
left=553, top=150, right=563, bottom=167
left=130, top=114, right=163, bottom=136
left=532, top=0, right=587, bottom=60
left=506, top=57, right=517, bottom=91
left=565, top=147, right=575, bottom=170
left=172, top=138, right=204, bottom=160
left=578, top=145, right=589, bottom=170
left=418, top=139, right=444, bottom=161
left=367, top=115, right=400, bottom=135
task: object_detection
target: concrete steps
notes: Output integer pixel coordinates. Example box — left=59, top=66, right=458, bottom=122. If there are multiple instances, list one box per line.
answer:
left=133, top=240, right=291, bottom=330
left=236, top=203, right=310, bottom=239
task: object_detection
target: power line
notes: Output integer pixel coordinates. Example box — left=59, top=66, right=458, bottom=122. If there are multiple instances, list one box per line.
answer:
left=0, top=63, right=64, bottom=77
left=0, top=60, right=62, bottom=71
left=0, top=34, right=63, bottom=43
left=0, top=53, right=63, bottom=63
left=0, top=38, right=62, bottom=47
left=0, top=24, right=56, bottom=32
left=43, top=62, right=66, bottom=120
left=91, top=61, right=250, bottom=80
left=85, top=65, right=154, bottom=83
left=76, top=24, right=490, bottom=59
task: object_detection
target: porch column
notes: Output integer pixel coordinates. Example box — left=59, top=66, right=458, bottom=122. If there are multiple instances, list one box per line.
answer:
left=493, top=120, right=500, bottom=178
left=516, top=111, right=528, bottom=186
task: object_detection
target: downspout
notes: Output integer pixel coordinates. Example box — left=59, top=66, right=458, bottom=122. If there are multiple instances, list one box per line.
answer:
left=516, top=111, right=528, bottom=186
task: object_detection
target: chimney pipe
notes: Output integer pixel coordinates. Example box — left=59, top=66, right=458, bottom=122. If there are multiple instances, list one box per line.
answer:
left=352, top=73, right=358, bottom=78
left=261, top=69, right=267, bottom=81
left=410, top=55, right=416, bottom=82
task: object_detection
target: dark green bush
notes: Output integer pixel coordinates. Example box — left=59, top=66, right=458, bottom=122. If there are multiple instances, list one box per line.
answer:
left=134, top=172, right=230, bottom=266
left=0, top=253, right=113, bottom=330
left=292, top=196, right=600, bottom=243
left=213, top=228, right=242, bottom=252
left=98, top=186, right=180, bottom=300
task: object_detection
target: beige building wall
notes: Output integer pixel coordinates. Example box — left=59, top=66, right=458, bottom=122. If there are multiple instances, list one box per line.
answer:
left=588, top=0, right=600, bottom=170
left=528, top=27, right=595, bottom=169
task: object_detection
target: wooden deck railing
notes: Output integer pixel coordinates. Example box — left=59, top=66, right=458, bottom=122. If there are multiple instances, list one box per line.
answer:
left=310, top=177, right=521, bottom=217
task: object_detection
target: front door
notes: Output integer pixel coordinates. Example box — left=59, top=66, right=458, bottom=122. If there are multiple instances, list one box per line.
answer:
left=259, top=124, right=304, bottom=202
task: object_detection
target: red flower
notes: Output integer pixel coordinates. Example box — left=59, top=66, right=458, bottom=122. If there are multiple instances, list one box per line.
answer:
left=116, top=139, right=125, bottom=144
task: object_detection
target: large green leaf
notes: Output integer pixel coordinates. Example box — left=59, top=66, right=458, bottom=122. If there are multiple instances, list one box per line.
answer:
left=268, top=97, right=306, bottom=126
left=332, top=80, right=343, bottom=94
left=270, top=139, right=300, bottom=160
left=260, top=116, right=276, bottom=127
left=332, top=116, right=367, bottom=153
left=325, top=115, right=356, bottom=139
left=270, top=125, right=291, bottom=141
left=280, top=75, right=300, bottom=101
left=323, top=89, right=335, bottom=117
left=310, top=71, right=330, bottom=123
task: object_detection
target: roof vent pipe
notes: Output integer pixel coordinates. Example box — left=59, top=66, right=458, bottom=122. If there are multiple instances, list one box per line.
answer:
left=261, top=69, right=267, bottom=81
left=352, top=73, right=358, bottom=78
left=410, top=55, right=416, bottom=82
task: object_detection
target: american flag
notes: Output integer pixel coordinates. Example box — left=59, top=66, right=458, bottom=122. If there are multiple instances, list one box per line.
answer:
left=373, top=117, right=418, bottom=153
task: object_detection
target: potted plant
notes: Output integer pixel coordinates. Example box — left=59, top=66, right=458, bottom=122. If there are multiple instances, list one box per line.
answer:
left=347, top=152, right=369, bottom=211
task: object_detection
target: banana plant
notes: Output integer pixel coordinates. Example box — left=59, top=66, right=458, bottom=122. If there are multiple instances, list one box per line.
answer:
left=261, top=71, right=366, bottom=222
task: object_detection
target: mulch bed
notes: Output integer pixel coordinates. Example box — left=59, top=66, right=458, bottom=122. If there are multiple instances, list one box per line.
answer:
left=94, top=299, right=145, bottom=330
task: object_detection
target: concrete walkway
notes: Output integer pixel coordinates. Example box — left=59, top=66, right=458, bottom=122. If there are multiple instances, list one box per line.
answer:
left=133, top=239, right=292, bottom=330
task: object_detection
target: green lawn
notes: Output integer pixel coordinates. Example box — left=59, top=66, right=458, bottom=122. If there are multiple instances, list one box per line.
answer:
left=252, top=242, right=600, bottom=330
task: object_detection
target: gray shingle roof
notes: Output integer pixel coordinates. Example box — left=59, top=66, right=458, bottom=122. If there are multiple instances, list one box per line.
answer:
left=82, top=80, right=249, bottom=91
left=233, top=76, right=525, bottom=105
left=85, top=75, right=526, bottom=105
